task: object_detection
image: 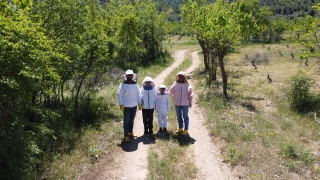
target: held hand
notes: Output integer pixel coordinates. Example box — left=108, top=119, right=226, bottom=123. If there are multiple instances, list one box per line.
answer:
left=120, top=105, right=125, bottom=112
left=138, top=104, right=142, bottom=110
left=188, top=103, right=192, bottom=108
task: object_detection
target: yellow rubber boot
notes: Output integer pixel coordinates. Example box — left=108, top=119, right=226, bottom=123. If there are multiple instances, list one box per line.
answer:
left=181, top=130, right=188, bottom=135
left=128, top=132, right=137, bottom=137
left=124, top=136, right=129, bottom=142
left=176, top=128, right=184, bottom=133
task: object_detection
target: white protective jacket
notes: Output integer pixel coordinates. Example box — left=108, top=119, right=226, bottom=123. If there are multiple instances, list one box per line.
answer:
left=155, top=92, right=170, bottom=114
left=118, top=79, right=140, bottom=108
left=140, top=77, right=157, bottom=109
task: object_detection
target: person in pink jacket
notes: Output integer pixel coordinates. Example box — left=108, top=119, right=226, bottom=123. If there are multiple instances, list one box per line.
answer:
left=169, top=71, right=193, bottom=135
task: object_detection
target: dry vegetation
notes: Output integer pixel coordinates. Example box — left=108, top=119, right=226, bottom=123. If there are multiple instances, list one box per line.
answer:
left=194, top=43, right=320, bottom=179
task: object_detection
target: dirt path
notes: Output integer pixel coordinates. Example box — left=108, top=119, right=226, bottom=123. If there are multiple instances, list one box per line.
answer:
left=100, top=50, right=190, bottom=180
left=186, top=51, right=238, bottom=180
left=98, top=50, right=237, bottom=180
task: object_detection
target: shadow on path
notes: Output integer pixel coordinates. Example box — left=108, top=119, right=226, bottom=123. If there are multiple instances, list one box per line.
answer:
left=174, top=134, right=196, bottom=146
left=118, top=134, right=156, bottom=152
left=155, top=132, right=196, bottom=146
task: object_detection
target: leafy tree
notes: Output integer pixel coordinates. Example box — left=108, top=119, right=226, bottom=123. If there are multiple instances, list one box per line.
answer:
left=0, top=1, right=60, bottom=179
left=10, top=0, right=32, bottom=9
left=181, top=0, right=256, bottom=96
left=0, top=0, right=168, bottom=178
left=105, top=0, right=168, bottom=67
left=31, top=0, right=112, bottom=124
left=135, top=0, right=168, bottom=63
left=290, top=15, right=319, bottom=59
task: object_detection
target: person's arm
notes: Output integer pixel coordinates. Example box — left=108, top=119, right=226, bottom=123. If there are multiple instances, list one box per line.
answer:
left=154, top=94, right=158, bottom=111
left=188, top=85, right=193, bottom=107
left=169, top=82, right=176, bottom=97
left=137, top=84, right=142, bottom=105
left=118, top=83, right=123, bottom=106
left=153, top=90, right=157, bottom=106
left=167, top=95, right=170, bottom=113
left=139, top=88, right=143, bottom=105
left=118, top=83, right=125, bottom=111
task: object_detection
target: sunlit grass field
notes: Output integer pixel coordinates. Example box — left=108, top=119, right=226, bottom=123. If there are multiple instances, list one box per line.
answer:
left=194, top=42, right=320, bottom=179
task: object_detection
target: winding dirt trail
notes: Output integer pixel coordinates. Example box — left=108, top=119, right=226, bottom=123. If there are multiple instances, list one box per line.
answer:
left=98, top=50, right=237, bottom=179
left=186, top=51, right=237, bottom=180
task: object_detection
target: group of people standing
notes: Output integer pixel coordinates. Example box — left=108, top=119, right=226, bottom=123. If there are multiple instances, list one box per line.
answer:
left=118, top=69, right=193, bottom=142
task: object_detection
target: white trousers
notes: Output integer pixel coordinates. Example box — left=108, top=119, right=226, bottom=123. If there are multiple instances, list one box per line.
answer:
left=157, top=112, right=168, bottom=128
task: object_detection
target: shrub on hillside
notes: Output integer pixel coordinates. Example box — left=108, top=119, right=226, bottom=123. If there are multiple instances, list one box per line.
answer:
left=286, top=71, right=319, bottom=113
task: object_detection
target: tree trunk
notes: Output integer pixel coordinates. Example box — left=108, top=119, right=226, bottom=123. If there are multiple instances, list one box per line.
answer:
left=211, top=53, right=217, bottom=81
left=218, top=55, right=228, bottom=96
left=74, top=50, right=94, bottom=124
left=198, top=39, right=209, bottom=70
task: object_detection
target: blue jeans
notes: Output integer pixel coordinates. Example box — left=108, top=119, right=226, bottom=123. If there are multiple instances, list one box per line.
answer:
left=175, top=106, right=189, bottom=130
left=123, top=107, right=137, bottom=136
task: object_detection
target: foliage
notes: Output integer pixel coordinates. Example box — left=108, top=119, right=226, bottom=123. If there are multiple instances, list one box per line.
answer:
left=104, top=0, right=168, bottom=66
left=269, top=17, right=289, bottom=42
left=165, top=22, right=193, bottom=36
left=285, top=71, right=318, bottom=113
left=181, top=0, right=256, bottom=95
left=289, top=15, right=320, bottom=59
left=155, top=0, right=199, bottom=22
left=1, top=0, right=169, bottom=178
left=260, top=0, right=320, bottom=16
left=0, top=1, right=60, bottom=179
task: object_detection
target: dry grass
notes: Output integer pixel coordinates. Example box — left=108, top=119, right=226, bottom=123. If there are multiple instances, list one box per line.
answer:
left=195, top=43, right=320, bottom=179
left=163, top=35, right=199, bottom=53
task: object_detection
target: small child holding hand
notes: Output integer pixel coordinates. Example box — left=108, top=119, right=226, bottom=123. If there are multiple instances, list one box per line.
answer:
left=155, top=84, right=170, bottom=133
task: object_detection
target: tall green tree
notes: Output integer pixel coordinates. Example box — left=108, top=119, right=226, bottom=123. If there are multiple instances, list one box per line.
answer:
left=181, top=0, right=256, bottom=96
left=0, top=1, right=60, bottom=179
left=104, top=0, right=168, bottom=67
left=269, top=17, right=288, bottom=42
left=135, top=0, right=168, bottom=63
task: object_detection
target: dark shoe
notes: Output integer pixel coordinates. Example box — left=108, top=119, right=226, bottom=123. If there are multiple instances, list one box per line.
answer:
left=149, top=130, right=153, bottom=134
left=158, top=128, right=163, bottom=133
left=144, top=130, right=148, bottom=135
left=163, top=128, right=167, bottom=133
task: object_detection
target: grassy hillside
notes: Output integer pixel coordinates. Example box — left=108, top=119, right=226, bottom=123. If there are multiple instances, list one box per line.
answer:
left=195, top=42, right=320, bottom=179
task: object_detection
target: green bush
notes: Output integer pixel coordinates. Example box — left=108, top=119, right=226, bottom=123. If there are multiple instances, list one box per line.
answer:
left=286, top=71, right=316, bottom=113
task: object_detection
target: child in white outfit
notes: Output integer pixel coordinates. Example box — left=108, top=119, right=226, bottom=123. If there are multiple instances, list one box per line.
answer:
left=155, top=84, right=170, bottom=133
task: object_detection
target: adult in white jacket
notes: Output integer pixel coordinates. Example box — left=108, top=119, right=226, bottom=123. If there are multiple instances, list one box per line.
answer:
left=155, top=84, right=170, bottom=133
left=118, top=69, right=141, bottom=142
left=140, top=76, right=157, bottom=134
